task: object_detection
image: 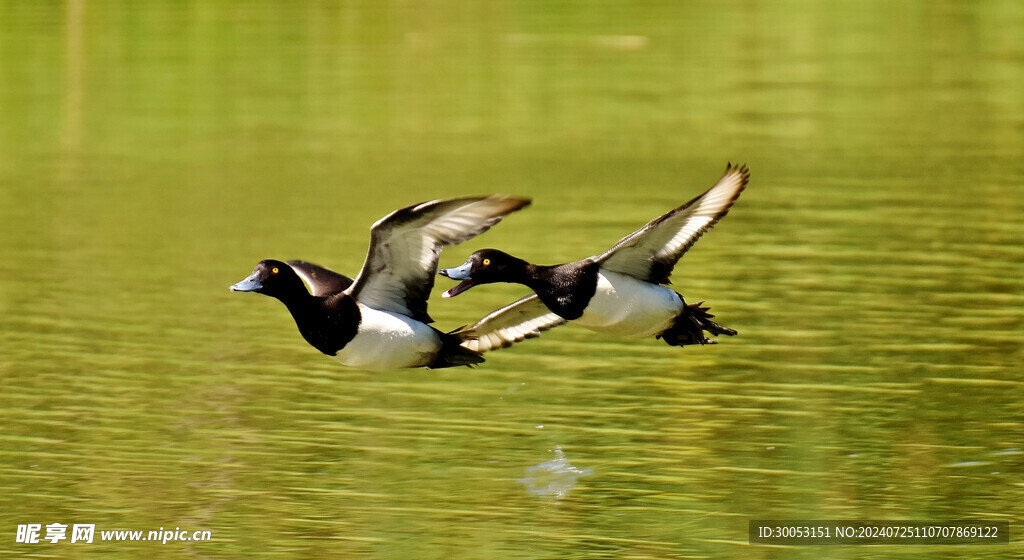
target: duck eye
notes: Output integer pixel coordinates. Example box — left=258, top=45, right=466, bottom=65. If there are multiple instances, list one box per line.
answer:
left=482, top=258, right=491, bottom=266
left=272, top=267, right=279, bottom=274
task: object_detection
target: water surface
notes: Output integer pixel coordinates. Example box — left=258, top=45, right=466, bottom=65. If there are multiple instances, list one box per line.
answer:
left=1, top=1, right=1022, bottom=558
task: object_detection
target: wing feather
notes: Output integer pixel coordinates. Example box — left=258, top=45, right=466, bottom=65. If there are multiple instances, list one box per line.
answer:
left=347, top=195, right=530, bottom=322
left=286, top=260, right=354, bottom=296
left=459, top=294, right=567, bottom=353
left=596, top=163, right=748, bottom=284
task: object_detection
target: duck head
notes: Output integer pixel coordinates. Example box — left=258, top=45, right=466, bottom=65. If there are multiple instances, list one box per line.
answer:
left=230, top=259, right=308, bottom=300
left=439, top=249, right=525, bottom=298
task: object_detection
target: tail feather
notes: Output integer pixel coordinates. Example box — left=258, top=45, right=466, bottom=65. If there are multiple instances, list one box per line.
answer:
left=428, top=329, right=485, bottom=369
left=658, top=301, right=737, bottom=347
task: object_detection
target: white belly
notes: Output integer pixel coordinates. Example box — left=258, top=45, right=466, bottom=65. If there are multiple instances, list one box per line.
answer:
left=574, top=270, right=683, bottom=337
left=334, top=305, right=442, bottom=370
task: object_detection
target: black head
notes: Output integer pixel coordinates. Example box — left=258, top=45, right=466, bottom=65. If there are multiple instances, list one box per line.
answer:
left=230, top=259, right=309, bottom=300
left=439, top=249, right=524, bottom=298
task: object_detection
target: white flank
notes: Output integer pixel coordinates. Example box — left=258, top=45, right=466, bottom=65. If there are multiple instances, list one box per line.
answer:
left=334, top=305, right=442, bottom=370
left=573, top=270, right=682, bottom=337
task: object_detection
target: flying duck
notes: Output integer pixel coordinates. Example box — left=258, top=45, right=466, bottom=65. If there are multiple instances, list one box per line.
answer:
left=439, top=164, right=748, bottom=352
left=231, top=195, right=530, bottom=370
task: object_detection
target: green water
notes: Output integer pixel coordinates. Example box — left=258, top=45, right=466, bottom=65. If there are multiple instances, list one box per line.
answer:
left=2, top=1, right=1023, bottom=558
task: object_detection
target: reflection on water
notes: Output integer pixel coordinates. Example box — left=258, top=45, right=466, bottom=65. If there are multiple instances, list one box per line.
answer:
left=1, top=1, right=1023, bottom=558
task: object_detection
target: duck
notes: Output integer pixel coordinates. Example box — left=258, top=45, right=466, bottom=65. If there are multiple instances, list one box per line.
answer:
left=230, top=195, right=530, bottom=370
left=439, top=164, right=748, bottom=352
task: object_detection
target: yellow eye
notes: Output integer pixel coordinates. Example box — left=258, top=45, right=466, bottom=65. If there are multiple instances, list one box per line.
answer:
left=482, top=258, right=491, bottom=266
left=272, top=267, right=279, bottom=274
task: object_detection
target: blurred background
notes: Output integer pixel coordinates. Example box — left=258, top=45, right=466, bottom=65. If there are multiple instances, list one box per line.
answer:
left=1, top=1, right=1022, bottom=558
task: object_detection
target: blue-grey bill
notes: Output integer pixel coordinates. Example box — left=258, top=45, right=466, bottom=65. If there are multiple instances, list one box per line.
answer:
left=439, top=262, right=472, bottom=280
left=440, top=262, right=474, bottom=298
left=230, top=273, right=263, bottom=292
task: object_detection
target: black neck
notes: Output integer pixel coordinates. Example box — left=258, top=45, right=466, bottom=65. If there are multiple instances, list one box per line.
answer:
left=276, top=290, right=360, bottom=356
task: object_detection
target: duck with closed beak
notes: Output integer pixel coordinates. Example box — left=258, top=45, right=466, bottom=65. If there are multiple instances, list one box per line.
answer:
left=231, top=195, right=530, bottom=370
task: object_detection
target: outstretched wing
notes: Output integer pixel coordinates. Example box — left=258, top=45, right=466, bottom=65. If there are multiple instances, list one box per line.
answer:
left=347, top=195, right=531, bottom=323
left=596, top=163, right=748, bottom=284
left=286, top=260, right=354, bottom=296
left=458, top=294, right=567, bottom=353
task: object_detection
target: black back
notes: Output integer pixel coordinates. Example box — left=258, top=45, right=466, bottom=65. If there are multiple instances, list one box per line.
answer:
left=528, top=260, right=600, bottom=321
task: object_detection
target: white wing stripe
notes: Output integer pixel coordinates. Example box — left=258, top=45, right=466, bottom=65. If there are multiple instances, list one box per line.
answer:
left=348, top=195, right=529, bottom=321
left=597, top=164, right=748, bottom=282
left=460, top=295, right=567, bottom=353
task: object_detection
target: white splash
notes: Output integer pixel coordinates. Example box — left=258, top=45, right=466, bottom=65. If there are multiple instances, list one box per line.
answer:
left=517, top=446, right=593, bottom=498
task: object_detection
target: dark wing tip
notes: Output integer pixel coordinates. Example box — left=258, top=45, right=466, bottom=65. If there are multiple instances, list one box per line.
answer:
left=724, top=161, right=750, bottom=202
left=483, top=194, right=532, bottom=214
left=725, top=162, right=751, bottom=190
